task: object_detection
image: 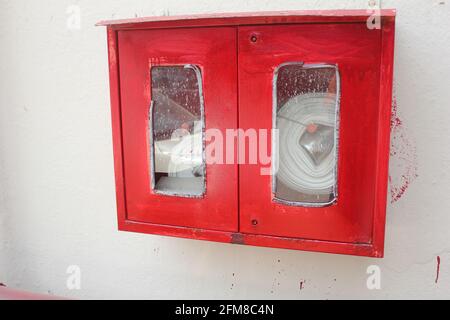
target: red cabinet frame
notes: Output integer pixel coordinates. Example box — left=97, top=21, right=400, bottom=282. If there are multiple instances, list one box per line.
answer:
left=98, top=10, right=396, bottom=257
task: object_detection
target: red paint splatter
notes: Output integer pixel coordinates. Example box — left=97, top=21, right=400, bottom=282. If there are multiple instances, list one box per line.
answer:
left=435, top=256, right=441, bottom=284
left=391, top=95, right=403, bottom=129
left=299, top=280, right=306, bottom=291
left=389, top=91, right=418, bottom=203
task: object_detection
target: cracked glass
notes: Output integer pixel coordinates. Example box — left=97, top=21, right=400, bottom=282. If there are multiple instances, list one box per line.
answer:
left=150, top=66, right=205, bottom=197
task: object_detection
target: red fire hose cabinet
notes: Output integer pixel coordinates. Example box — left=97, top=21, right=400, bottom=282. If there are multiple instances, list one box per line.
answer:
left=99, top=10, right=396, bottom=257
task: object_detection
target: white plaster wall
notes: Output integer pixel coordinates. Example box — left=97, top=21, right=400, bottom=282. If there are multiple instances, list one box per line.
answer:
left=0, top=0, right=449, bottom=300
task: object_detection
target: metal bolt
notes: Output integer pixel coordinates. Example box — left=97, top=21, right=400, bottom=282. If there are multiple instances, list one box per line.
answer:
left=252, top=220, right=258, bottom=226
left=250, top=35, right=258, bottom=43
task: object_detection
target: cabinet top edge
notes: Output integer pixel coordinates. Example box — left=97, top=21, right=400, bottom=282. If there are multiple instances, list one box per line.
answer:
left=96, top=9, right=396, bottom=28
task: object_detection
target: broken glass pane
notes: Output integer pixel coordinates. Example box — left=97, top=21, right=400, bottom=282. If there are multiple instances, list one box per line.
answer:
left=150, top=66, right=205, bottom=197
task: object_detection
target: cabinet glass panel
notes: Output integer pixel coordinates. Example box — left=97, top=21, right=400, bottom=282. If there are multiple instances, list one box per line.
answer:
left=150, top=65, right=205, bottom=197
left=273, top=63, right=340, bottom=207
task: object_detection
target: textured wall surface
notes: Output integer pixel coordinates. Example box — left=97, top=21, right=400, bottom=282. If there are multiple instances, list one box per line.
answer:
left=0, top=0, right=449, bottom=299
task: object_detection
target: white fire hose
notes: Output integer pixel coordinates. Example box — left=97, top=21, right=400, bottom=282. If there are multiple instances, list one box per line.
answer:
left=276, top=92, right=337, bottom=195
left=154, top=93, right=337, bottom=196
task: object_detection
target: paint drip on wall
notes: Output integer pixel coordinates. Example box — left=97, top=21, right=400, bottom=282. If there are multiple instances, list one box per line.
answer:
left=435, top=256, right=441, bottom=284
left=389, top=85, right=419, bottom=203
